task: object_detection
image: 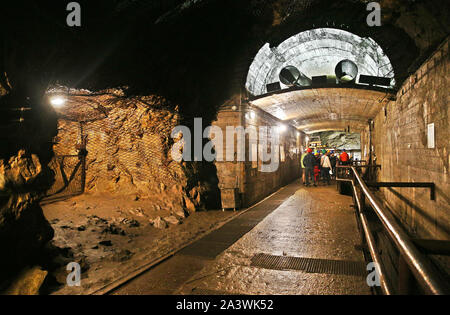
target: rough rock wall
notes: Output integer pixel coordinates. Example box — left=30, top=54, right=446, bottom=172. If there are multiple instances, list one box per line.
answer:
left=314, top=131, right=361, bottom=151
left=362, top=38, right=449, bottom=240
left=50, top=92, right=210, bottom=214
left=378, top=0, right=449, bottom=53
left=0, top=82, right=56, bottom=287
left=0, top=151, right=54, bottom=286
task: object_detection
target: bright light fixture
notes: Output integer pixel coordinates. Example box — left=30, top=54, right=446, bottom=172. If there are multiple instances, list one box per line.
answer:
left=50, top=96, right=66, bottom=108
left=278, top=125, right=287, bottom=133
left=246, top=111, right=256, bottom=120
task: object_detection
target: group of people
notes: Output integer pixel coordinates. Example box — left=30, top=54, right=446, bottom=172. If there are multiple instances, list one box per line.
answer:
left=301, top=148, right=350, bottom=187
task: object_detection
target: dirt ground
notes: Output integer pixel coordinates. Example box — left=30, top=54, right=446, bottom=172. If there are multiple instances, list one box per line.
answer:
left=41, top=193, right=237, bottom=295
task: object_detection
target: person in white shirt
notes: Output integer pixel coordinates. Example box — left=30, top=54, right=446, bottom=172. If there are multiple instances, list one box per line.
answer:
left=320, top=151, right=332, bottom=185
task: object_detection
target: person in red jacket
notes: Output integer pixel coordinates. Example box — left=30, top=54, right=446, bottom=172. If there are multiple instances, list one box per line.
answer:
left=339, top=149, right=350, bottom=165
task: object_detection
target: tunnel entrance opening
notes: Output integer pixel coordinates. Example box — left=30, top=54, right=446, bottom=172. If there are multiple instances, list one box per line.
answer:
left=245, top=28, right=396, bottom=138
left=246, top=28, right=395, bottom=97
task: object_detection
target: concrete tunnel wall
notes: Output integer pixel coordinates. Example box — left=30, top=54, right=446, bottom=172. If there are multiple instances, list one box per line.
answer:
left=212, top=102, right=305, bottom=209
left=361, top=38, right=450, bottom=241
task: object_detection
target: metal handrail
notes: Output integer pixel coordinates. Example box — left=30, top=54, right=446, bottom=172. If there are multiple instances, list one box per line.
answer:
left=350, top=166, right=448, bottom=295
left=350, top=180, right=393, bottom=295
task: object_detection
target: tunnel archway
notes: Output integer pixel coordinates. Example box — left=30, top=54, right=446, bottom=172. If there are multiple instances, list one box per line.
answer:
left=245, top=28, right=396, bottom=134
left=246, top=28, right=396, bottom=96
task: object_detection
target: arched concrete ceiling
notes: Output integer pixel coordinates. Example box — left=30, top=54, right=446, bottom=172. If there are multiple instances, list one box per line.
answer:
left=246, top=28, right=395, bottom=96
left=249, top=86, right=393, bottom=134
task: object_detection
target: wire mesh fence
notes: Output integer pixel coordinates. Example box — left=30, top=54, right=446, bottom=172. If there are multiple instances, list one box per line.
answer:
left=41, top=92, right=184, bottom=202
left=81, top=113, right=181, bottom=192
left=43, top=154, right=85, bottom=203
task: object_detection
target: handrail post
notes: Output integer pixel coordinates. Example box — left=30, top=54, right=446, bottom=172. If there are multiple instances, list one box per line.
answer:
left=398, top=254, right=414, bottom=295
left=360, top=188, right=366, bottom=212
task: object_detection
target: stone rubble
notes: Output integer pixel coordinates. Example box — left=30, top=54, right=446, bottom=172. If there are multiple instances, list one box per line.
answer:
left=165, top=216, right=182, bottom=225
left=149, top=217, right=168, bottom=229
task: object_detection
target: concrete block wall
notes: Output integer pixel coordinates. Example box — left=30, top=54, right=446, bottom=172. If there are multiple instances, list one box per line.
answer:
left=211, top=110, right=243, bottom=194
left=213, top=104, right=304, bottom=209
left=362, top=38, right=449, bottom=240
left=242, top=105, right=303, bottom=207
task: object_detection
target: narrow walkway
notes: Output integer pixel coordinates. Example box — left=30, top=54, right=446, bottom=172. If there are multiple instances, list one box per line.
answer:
left=112, top=181, right=371, bottom=295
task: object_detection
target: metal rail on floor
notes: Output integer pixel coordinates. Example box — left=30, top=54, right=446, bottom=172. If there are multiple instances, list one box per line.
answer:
left=338, top=166, right=448, bottom=295
left=89, top=185, right=291, bottom=295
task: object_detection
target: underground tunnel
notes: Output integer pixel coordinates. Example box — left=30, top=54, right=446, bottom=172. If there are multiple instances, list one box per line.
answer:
left=0, top=0, right=449, bottom=299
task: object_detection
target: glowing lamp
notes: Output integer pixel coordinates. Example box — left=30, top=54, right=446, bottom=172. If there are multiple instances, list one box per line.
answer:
left=50, top=96, right=66, bottom=108
left=278, top=125, right=287, bottom=133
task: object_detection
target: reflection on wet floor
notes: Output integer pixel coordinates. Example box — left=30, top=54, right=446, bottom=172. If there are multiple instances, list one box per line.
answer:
left=113, top=181, right=372, bottom=295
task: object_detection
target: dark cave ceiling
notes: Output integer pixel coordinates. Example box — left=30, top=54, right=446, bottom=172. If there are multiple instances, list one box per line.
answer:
left=0, top=0, right=448, bottom=106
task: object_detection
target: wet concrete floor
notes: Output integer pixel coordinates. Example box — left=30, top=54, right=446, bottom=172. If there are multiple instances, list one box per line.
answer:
left=112, top=181, right=372, bottom=295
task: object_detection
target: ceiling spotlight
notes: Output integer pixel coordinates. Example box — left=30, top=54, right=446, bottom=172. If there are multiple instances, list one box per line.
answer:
left=278, top=125, right=287, bottom=133
left=330, top=113, right=338, bottom=120
left=50, top=96, right=66, bottom=108
left=246, top=111, right=257, bottom=120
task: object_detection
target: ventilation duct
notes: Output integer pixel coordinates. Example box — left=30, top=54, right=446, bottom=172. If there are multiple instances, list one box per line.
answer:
left=279, top=66, right=312, bottom=87
left=335, top=60, right=358, bottom=83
